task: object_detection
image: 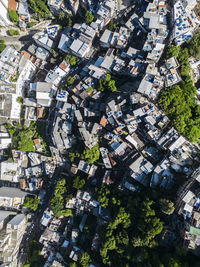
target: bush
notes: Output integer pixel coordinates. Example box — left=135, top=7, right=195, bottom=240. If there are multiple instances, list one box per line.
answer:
left=8, top=29, right=19, bottom=36
left=9, top=10, right=19, bottom=23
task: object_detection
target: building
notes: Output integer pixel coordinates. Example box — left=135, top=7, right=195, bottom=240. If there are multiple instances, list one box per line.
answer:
left=33, top=32, right=54, bottom=51
left=34, top=82, right=57, bottom=107
left=0, top=161, right=21, bottom=183
left=0, top=187, right=29, bottom=209
left=0, top=213, right=27, bottom=264
left=69, top=39, right=90, bottom=58
left=0, top=0, right=11, bottom=26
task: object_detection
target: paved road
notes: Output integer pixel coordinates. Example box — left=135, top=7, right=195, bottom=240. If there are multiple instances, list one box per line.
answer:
left=0, top=19, right=52, bottom=51
left=0, top=29, right=41, bottom=50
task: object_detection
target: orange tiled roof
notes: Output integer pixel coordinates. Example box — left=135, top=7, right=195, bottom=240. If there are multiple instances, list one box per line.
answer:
left=22, top=50, right=31, bottom=59
left=37, top=107, right=44, bottom=119
left=8, top=0, right=17, bottom=11
left=100, top=117, right=107, bottom=127
left=33, top=139, right=40, bottom=145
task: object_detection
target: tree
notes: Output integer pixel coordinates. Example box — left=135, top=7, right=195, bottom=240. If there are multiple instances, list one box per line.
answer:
left=24, top=196, right=40, bottom=211
left=185, top=124, right=200, bottom=142
left=73, top=176, right=85, bottom=190
left=108, top=80, right=117, bottom=92
left=81, top=145, right=100, bottom=164
left=80, top=252, right=92, bottom=267
left=9, top=10, right=19, bottom=23
left=108, top=18, right=118, bottom=31
left=165, top=45, right=180, bottom=59
left=97, top=184, right=110, bottom=207
left=58, top=10, right=65, bottom=20
left=28, top=0, right=51, bottom=18
left=62, top=209, right=73, bottom=217
left=99, top=74, right=117, bottom=92
left=109, top=207, right=131, bottom=230
left=50, top=178, right=68, bottom=217
left=17, top=97, right=23, bottom=105
left=65, top=54, right=79, bottom=66
left=50, top=198, right=65, bottom=217
left=65, top=76, right=75, bottom=86
left=26, top=240, right=45, bottom=266
left=166, top=257, right=182, bottom=267
left=85, top=11, right=94, bottom=24
left=66, top=14, right=73, bottom=27
left=132, top=236, right=146, bottom=247
left=159, top=199, right=175, bottom=215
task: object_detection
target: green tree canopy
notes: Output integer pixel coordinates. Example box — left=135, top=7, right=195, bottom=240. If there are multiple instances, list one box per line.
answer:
left=9, top=10, right=19, bottom=22
left=81, top=145, right=100, bottom=164
left=65, top=54, right=80, bottom=66
left=85, top=11, right=94, bottom=24
left=159, top=199, right=175, bottom=215
left=0, top=40, right=6, bottom=52
left=73, top=176, right=85, bottom=190
left=99, top=74, right=117, bottom=92
left=80, top=252, right=92, bottom=267
left=24, top=196, right=40, bottom=211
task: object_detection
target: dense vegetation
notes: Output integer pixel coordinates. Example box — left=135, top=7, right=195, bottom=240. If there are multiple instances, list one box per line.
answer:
left=65, top=54, right=80, bottom=66
left=85, top=11, right=94, bottom=24
left=50, top=178, right=73, bottom=218
left=98, top=73, right=117, bottom=92
left=6, top=121, right=49, bottom=154
left=0, top=40, right=6, bottom=52
left=68, top=144, right=100, bottom=164
left=27, top=0, right=51, bottom=18
left=58, top=12, right=73, bottom=27
left=23, top=240, right=45, bottom=267
left=159, top=31, right=200, bottom=142
left=108, top=18, right=119, bottom=32
left=24, top=196, right=40, bottom=211
left=9, top=10, right=19, bottom=23
left=79, top=185, right=199, bottom=267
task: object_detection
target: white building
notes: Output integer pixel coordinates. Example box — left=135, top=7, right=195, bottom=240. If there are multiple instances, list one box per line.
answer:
left=0, top=161, right=21, bottom=182
left=0, top=213, right=27, bottom=264
left=0, top=0, right=11, bottom=26
left=0, top=187, right=28, bottom=209
left=33, top=32, right=54, bottom=51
